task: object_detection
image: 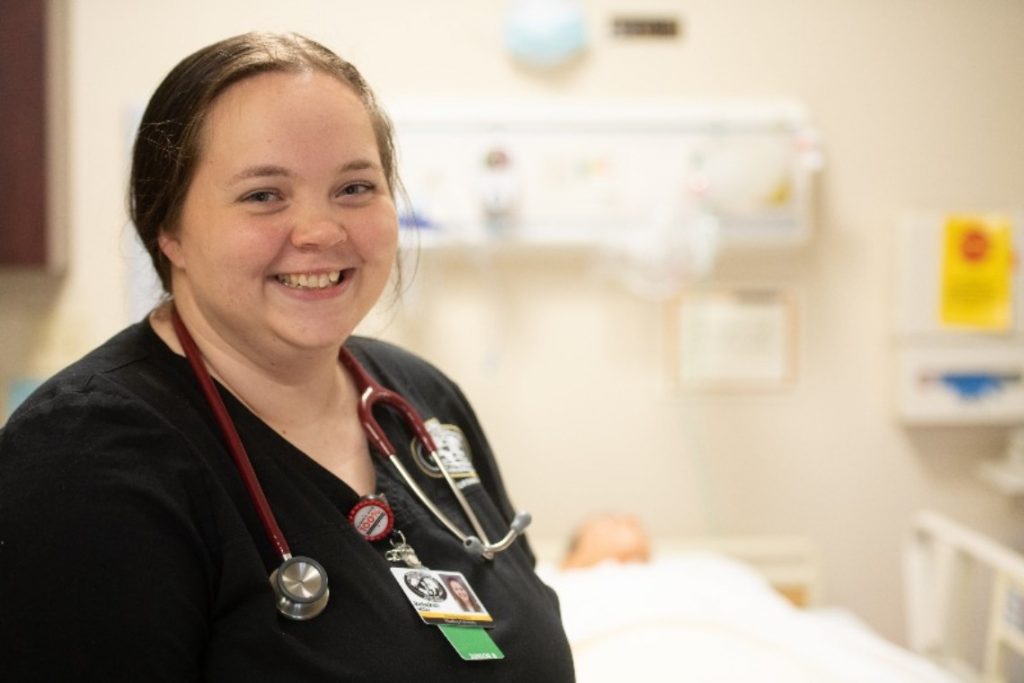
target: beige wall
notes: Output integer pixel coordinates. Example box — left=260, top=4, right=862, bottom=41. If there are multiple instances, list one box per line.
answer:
left=1, top=0, right=1023, bottom=643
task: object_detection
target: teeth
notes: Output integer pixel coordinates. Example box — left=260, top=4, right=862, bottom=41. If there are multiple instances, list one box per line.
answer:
left=276, top=271, right=343, bottom=290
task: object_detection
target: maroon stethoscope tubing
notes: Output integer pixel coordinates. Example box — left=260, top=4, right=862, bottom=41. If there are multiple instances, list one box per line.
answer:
left=337, top=347, right=440, bottom=459
left=170, top=307, right=291, bottom=561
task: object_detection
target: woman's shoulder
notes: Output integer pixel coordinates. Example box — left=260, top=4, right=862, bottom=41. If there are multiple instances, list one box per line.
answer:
left=345, top=335, right=432, bottom=367
left=344, top=335, right=454, bottom=391
left=3, top=320, right=195, bottom=442
left=0, top=320, right=223, bottom=530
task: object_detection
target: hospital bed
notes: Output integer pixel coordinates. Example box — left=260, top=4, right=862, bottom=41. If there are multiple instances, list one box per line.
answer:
left=533, top=511, right=1024, bottom=682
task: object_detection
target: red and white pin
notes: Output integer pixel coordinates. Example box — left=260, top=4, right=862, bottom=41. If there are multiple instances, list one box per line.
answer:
left=348, top=495, right=395, bottom=542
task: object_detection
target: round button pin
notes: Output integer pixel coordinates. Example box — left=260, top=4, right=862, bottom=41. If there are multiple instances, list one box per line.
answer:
left=348, top=495, right=395, bottom=542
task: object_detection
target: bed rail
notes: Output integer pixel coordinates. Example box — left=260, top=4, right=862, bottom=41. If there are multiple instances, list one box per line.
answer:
left=906, top=510, right=1024, bottom=683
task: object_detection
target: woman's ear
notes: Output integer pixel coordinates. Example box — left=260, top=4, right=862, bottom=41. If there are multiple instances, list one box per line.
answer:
left=158, top=231, right=185, bottom=269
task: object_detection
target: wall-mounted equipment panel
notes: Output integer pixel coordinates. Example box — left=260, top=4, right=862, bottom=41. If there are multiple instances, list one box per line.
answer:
left=388, top=101, right=820, bottom=251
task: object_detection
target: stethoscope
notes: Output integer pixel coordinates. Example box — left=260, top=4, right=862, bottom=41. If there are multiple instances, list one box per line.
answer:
left=171, top=308, right=531, bottom=620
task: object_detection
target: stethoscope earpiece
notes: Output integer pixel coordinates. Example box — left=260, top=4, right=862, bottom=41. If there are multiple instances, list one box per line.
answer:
left=270, top=555, right=330, bottom=621
left=463, top=537, right=486, bottom=556
left=463, top=511, right=533, bottom=559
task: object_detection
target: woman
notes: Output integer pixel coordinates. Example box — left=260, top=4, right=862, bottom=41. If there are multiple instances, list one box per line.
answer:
left=443, top=573, right=485, bottom=613
left=0, top=32, right=574, bottom=682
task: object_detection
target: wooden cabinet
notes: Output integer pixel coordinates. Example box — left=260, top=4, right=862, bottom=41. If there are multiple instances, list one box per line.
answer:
left=0, top=0, right=50, bottom=266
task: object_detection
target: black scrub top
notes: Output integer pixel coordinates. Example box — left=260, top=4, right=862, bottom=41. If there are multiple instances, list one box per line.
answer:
left=0, top=322, right=575, bottom=682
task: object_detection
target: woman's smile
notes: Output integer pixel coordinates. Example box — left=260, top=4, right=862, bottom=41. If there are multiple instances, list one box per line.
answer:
left=274, top=270, right=345, bottom=290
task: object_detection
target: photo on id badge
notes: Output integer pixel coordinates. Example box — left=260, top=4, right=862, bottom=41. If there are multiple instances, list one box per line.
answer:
left=393, top=568, right=492, bottom=626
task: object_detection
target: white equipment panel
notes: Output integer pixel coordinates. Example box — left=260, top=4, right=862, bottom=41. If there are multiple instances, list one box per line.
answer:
left=387, top=101, right=819, bottom=249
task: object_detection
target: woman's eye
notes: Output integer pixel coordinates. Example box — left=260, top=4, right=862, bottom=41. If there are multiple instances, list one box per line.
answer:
left=339, top=182, right=374, bottom=197
left=242, top=190, right=279, bottom=203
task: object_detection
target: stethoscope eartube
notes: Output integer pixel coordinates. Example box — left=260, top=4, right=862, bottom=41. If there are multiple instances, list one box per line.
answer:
left=270, top=555, right=330, bottom=621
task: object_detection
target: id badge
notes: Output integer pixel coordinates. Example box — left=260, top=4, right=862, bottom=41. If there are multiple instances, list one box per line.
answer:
left=390, top=568, right=494, bottom=627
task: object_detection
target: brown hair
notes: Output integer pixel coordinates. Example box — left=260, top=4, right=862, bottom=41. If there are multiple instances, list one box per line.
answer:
left=129, top=32, right=400, bottom=292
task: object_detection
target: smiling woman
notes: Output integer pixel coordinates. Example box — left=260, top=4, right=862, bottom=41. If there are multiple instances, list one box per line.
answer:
left=0, top=32, right=574, bottom=682
left=155, top=69, right=399, bottom=365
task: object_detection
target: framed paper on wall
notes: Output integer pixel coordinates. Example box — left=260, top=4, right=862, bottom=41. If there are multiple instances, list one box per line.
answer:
left=666, top=288, right=798, bottom=390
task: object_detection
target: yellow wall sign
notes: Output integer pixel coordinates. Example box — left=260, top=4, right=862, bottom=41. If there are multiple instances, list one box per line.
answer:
left=940, top=214, right=1014, bottom=330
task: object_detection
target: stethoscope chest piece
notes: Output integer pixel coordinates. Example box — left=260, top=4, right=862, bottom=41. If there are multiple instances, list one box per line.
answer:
left=271, top=555, right=330, bottom=621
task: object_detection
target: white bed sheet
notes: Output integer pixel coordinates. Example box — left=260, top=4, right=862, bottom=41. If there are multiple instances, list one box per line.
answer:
left=538, top=553, right=958, bottom=683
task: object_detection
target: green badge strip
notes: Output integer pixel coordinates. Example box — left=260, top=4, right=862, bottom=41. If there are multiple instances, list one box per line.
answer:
left=438, top=625, right=505, bottom=661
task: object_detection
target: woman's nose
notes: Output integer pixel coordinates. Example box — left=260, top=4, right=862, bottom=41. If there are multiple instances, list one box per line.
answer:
left=291, top=209, right=347, bottom=250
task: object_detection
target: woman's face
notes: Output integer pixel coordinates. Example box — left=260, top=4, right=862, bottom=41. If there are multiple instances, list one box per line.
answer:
left=449, top=579, right=470, bottom=605
left=160, top=69, right=397, bottom=359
